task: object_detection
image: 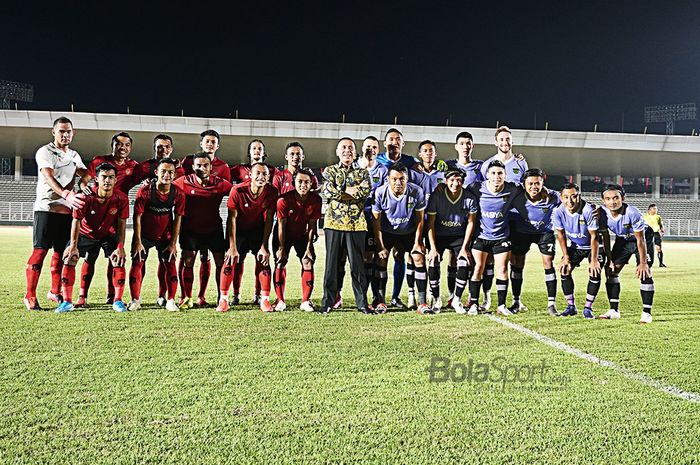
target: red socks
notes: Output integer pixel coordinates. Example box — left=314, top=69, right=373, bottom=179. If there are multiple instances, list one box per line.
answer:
left=274, top=267, right=286, bottom=302
left=49, top=251, right=63, bottom=295
left=61, top=264, right=76, bottom=303
left=301, top=269, right=314, bottom=302
left=25, top=248, right=48, bottom=298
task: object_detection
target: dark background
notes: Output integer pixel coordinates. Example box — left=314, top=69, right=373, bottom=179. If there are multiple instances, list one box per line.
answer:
left=4, top=0, right=700, bottom=134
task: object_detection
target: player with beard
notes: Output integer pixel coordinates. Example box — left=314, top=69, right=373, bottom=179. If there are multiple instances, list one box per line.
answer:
left=464, top=160, right=526, bottom=316
left=273, top=169, right=322, bottom=311
left=272, top=142, right=318, bottom=194
left=230, top=139, right=277, bottom=304
left=480, top=126, right=528, bottom=184
left=426, top=169, right=478, bottom=313
left=55, top=163, right=129, bottom=313
left=172, top=153, right=232, bottom=309
left=218, top=163, right=278, bottom=312
left=552, top=183, right=604, bottom=319
left=598, top=185, right=655, bottom=323
left=84, top=132, right=139, bottom=305
left=25, top=117, right=88, bottom=310
left=177, top=130, right=230, bottom=307
left=127, top=158, right=185, bottom=312
left=508, top=168, right=561, bottom=316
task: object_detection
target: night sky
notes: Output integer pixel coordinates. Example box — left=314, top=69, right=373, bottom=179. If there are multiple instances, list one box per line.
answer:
left=5, top=1, right=700, bottom=135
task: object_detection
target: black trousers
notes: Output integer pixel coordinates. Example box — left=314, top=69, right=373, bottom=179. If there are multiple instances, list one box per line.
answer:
left=322, top=229, right=367, bottom=309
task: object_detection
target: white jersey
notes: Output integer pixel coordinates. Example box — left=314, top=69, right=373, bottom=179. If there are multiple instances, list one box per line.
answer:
left=33, top=142, right=86, bottom=212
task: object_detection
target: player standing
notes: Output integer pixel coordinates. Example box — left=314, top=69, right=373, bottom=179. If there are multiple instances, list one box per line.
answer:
left=273, top=169, right=322, bottom=311
left=598, top=185, right=655, bottom=323
left=25, top=117, right=88, bottom=310
left=272, top=142, right=318, bottom=194
left=644, top=204, right=667, bottom=267
left=127, top=158, right=185, bottom=312
left=218, top=163, right=278, bottom=312
left=552, top=183, right=603, bottom=319
left=55, top=163, right=129, bottom=313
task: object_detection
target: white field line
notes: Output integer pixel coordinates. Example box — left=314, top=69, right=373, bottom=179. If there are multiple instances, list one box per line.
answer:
left=486, top=314, right=700, bottom=404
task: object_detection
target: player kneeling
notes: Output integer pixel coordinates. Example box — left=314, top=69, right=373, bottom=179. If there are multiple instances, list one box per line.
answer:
left=128, top=158, right=185, bottom=312
left=599, top=185, right=655, bottom=323
left=552, top=183, right=603, bottom=319
left=273, top=169, right=322, bottom=311
left=56, top=163, right=129, bottom=313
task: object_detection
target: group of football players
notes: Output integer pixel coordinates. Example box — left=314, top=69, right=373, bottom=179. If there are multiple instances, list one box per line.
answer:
left=24, top=117, right=656, bottom=322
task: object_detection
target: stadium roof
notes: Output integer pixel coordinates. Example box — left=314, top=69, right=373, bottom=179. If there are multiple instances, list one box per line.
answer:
left=1, top=110, right=699, bottom=178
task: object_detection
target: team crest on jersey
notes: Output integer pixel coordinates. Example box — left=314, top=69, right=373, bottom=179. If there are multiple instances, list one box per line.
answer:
left=109, top=208, right=118, bottom=215
left=541, top=207, right=550, bottom=213
left=624, top=223, right=632, bottom=229
left=372, top=176, right=379, bottom=183
left=578, top=219, right=586, bottom=225
left=513, top=168, right=520, bottom=174
left=408, top=200, right=415, bottom=209
left=125, top=169, right=132, bottom=175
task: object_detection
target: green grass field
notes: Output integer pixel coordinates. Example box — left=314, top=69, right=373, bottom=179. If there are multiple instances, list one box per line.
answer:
left=1, top=226, right=699, bottom=464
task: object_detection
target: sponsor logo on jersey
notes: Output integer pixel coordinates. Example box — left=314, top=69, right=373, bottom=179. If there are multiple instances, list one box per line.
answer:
left=482, top=211, right=504, bottom=219
left=390, top=217, right=410, bottom=225
left=441, top=220, right=463, bottom=228
left=513, top=168, right=520, bottom=174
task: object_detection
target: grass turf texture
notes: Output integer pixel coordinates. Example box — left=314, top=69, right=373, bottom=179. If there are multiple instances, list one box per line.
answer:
left=1, top=226, right=699, bottom=464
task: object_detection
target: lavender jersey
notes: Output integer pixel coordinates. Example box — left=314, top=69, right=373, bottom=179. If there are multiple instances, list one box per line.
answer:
left=513, top=189, right=561, bottom=234
left=376, top=152, right=417, bottom=169
left=467, top=181, right=525, bottom=240
left=363, top=162, right=389, bottom=213
left=552, top=200, right=598, bottom=250
left=426, top=188, right=478, bottom=237
left=373, top=182, right=426, bottom=235
left=600, top=203, right=647, bottom=241
left=480, top=155, right=528, bottom=184
left=409, top=167, right=446, bottom=203
left=446, top=159, right=484, bottom=186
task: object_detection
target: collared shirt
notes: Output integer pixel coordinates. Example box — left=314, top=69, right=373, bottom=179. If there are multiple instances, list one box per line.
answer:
left=34, top=142, right=86, bottom=213
left=322, top=162, right=371, bottom=231
left=644, top=213, right=663, bottom=232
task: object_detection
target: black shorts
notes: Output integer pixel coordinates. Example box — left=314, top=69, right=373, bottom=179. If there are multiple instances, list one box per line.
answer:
left=473, top=237, right=511, bottom=255
left=236, top=229, right=264, bottom=257
left=272, top=233, right=312, bottom=261
left=381, top=231, right=416, bottom=253
left=511, top=231, right=556, bottom=257
left=179, top=225, right=227, bottom=253
left=611, top=229, right=654, bottom=267
left=132, top=236, right=173, bottom=262
left=434, top=235, right=464, bottom=257
left=77, top=234, right=118, bottom=262
left=567, top=245, right=606, bottom=268
left=653, top=231, right=662, bottom=246
left=32, top=211, right=72, bottom=251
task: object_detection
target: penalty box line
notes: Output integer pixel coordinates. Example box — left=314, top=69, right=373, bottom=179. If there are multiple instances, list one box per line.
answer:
left=485, top=314, right=700, bottom=404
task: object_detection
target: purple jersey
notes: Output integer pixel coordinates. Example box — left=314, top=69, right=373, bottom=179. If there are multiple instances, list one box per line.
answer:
left=409, top=167, right=446, bottom=204
left=467, top=181, right=525, bottom=241
left=376, top=152, right=417, bottom=169
left=513, top=188, right=561, bottom=234
left=600, top=203, right=647, bottom=241
left=552, top=200, right=598, bottom=250
left=446, top=159, right=484, bottom=186
left=480, top=155, right=528, bottom=185
left=373, top=182, right=426, bottom=235
left=426, top=188, right=478, bottom=237
left=364, top=162, right=389, bottom=213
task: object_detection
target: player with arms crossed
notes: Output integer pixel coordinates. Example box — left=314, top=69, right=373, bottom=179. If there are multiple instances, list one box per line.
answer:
left=372, top=163, right=429, bottom=314
left=127, top=158, right=185, bottom=312
left=599, top=185, right=655, bottom=323
left=426, top=169, right=478, bottom=314
left=552, top=183, right=604, bottom=319
left=273, top=169, right=322, bottom=311
left=56, top=163, right=129, bottom=313
left=219, top=163, right=277, bottom=312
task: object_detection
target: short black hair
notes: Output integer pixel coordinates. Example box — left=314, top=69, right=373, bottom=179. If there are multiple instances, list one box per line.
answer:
left=285, top=141, right=304, bottom=152
left=53, top=116, right=73, bottom=127
left=524, top=168, right=545, bottom=179
left=601, top=184, right=625, bottom=199
left=388, top=162, right=408, bottom=175
left=561, top=182, right=580, bottom=192
left=111, top=131, right=133, bottom=147
left=418, top=139, right=436, bottom=152
left=293, top=168, right=314, bottom=183
left=156, top=157, right=177, bottom=168
left=487, top=160, right=506, bottom=170
left=384, top=128, right=403, bottom=140
left=193, top=152, right=211, bottom=162
left=648, top=203, right=657, bottom=210
left=445, top=169, right=466, bottom=180
left=153, top=134, right=173, bottom=147
left=363, top=135, right=379, bottom=144
left=455, top=131, right=473, bottom=143
left=200, top=129, right=220, bottom=142
left=250, top=162, right=269, bottom=174
left=95, top=162, right=116, bottom=176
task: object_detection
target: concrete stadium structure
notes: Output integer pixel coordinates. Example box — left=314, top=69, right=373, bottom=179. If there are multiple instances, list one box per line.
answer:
left=1, top=110, right=699, bottom=199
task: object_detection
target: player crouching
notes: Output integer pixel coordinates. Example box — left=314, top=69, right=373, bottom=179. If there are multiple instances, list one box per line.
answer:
left=273, top=169, right=322, bottom=311
left=127, top=158, right=185, bottom=312
left=56, top=163, right=129, bottom=312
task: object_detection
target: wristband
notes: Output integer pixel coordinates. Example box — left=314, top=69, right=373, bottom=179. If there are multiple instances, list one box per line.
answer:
left=117, top=243, right=124, bottom=249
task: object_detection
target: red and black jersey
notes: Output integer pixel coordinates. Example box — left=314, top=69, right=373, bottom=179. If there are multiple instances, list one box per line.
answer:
left=277, top=191, right=322, bottom=241
left=173, top=174, right=233, bottom=234
left=74, top=189, right=130, bottom=240
left=177, top=154, right=231, bottom=181
left=227, top=183, right=278, bottom=232
left=134, top=181, right=186, bottom=242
